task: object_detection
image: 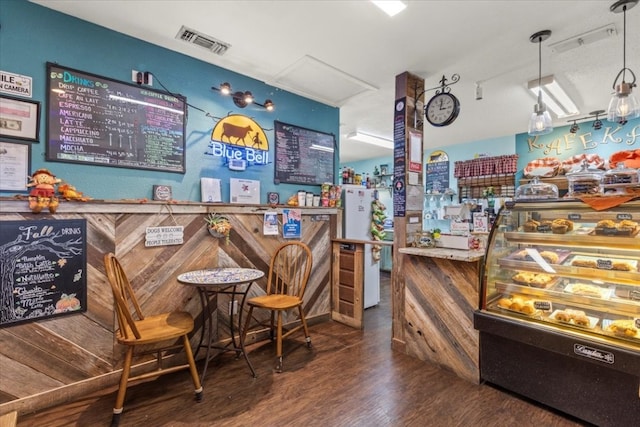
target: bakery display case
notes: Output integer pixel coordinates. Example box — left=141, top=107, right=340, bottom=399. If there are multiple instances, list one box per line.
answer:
left=474, top=198, right=640, bottom=427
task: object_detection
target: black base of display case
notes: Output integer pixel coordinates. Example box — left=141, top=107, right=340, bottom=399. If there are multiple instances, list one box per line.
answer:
left=475, top=312, right=640, bottom=427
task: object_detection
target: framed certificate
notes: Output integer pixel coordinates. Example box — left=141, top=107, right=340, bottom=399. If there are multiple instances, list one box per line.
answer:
left=0, top=95, right=40, bottom=142
left=0, top=141, right=30, bottom=191
left=230, top=178, right=260, bottom=204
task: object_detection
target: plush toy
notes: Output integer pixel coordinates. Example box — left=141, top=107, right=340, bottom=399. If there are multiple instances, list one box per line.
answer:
left=27, top=169, right=61, bottom=213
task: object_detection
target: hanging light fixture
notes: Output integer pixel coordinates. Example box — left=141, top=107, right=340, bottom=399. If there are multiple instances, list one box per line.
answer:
left=569, top=120, right=579, bottom=134
left=528, top=30, right=554, bottom=136
left=607, top=0, right=639, bottom=124
left=592, top=109, right=605, bottom=130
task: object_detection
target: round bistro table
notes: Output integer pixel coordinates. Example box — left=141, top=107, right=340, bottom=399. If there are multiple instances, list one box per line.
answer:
left=177, top=267, right=265, bottom=380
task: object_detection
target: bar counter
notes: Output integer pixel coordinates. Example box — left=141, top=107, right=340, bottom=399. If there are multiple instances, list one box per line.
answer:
left=395, top=245, right=485, bottom=384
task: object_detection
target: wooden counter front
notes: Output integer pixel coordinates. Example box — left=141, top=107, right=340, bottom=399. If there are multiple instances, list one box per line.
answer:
left=396, top=247, right=484, bottom=384
left=0, top=199, right=338, bottom=416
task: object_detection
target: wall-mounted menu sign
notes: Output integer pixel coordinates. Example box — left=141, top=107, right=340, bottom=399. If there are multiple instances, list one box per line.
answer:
left=425, top=150, right=449, bottom=193
left=46, top=63, right=187, bottom=173
left=0, top=219, right=87, bottom=327
left=274, top=121, right=335, bottom=186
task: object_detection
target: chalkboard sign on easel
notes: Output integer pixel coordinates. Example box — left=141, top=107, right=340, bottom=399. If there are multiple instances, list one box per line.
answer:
left=0, top=219, right=87, bottom=327
left=46, top=63, right=187, bottom=173
left=274, top=121, right=335, bottom=185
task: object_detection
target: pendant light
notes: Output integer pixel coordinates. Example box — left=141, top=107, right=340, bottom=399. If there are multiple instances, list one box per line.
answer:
left=607, top=0, right=639, bottom=124
left=528, top=30, right=553, bottom=136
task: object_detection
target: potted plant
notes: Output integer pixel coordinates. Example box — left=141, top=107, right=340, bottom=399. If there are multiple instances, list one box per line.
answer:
left=204, top=213, right=232, bottom=243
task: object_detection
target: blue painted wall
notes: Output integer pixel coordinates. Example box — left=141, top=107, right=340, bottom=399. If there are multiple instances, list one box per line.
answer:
left=0, top=0, right=339, bottom=202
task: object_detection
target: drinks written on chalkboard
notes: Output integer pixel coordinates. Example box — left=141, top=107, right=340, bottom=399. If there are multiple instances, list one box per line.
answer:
left=46, top=63, right=187, bottom=173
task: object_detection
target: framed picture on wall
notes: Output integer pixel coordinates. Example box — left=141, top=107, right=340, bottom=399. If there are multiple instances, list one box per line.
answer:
left=0, top=141, right=31, bottom=191
left=0, top=95, right=40, bottom=142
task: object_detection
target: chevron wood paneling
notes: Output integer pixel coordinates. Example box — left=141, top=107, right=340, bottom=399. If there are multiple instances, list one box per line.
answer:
left=401, top=254, right=481, bottom=384
left=0, top=202, right=337, bottom=415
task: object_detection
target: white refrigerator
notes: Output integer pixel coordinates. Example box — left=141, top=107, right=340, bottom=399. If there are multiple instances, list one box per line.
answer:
left=342, top=185, right=380, bottom=309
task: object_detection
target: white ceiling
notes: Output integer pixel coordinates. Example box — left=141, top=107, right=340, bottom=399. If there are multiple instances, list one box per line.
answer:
left=31, top=0, right=640, bottom=163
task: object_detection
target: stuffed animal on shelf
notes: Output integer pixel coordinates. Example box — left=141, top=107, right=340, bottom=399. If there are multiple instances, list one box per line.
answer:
left=27, top=169, right=61, bottom=213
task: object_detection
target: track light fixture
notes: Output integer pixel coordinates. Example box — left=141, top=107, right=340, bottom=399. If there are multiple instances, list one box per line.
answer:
left=565, top=109, right=606, bottom=132
left=607, top=0, right=639, bottom=124
left=528, top=30, right=554, bottom=136
left=569, top=121, right=579, bottom=134
left=212, top=82, right=275, bottom=111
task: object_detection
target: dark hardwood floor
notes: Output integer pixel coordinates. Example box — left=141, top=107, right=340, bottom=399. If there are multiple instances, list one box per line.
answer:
left=17, top=272, right=590, bottom=427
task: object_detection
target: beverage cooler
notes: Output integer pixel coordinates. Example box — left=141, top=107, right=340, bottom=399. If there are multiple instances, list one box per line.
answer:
left=342, top=185, right=380, bottom=308
left=473, top=199, right=640, bottom=427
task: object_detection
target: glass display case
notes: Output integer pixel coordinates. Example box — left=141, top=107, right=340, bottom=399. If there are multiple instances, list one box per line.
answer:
left=474, top=198, right=640, bottom=427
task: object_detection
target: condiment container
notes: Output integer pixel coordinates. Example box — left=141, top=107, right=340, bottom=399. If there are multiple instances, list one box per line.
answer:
left=566, top=161, right=603, bottom=197
left=514, top=176, right=559, bottom=200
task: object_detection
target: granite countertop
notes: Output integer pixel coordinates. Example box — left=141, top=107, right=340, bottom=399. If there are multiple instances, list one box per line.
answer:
left=398, top=246, right=485, bottom=262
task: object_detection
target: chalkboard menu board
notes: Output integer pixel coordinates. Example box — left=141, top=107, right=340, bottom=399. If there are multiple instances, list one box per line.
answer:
left=1, top=219, right=87, bottom=327
left=274, top=121, right=335, bottom=185
left=46, top=63, right=187, bottom=173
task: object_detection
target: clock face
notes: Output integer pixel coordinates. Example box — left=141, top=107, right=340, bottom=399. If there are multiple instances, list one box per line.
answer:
left=425, top=93, right=460, bottom=127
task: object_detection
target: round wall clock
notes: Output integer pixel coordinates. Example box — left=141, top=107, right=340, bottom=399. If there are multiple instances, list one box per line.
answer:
left=425, top=92, right=460, bottom=127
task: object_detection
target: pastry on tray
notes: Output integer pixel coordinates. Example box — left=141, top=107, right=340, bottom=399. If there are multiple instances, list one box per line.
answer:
left=571, top=259, right=598, bottom=268
left=512, top=271, right=554, bottom=287
left=539, top=251, right=559, bottom=264
left=554, top=309, right=590, bottom=327
left=567, top=283, right=604, bottom=298
left=552, top=218, right=574, bottom=232
left=496, top=297, right=535, bottom=315
left=611, top=261, right=635, bottom=271
left=606, top=319, right=638, bottom=337
left=523, top=220, right=540, bottom=232
left=596, top=219, right=616, bottom=228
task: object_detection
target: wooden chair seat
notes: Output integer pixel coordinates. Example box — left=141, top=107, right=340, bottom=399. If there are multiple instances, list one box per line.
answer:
left=104, top=253, right=202, bottom=427
left=243, top=242, right=313, bottom=372
left=117, top=311, right=194, bottom=345
left=247, top=294, right=301, bottom=311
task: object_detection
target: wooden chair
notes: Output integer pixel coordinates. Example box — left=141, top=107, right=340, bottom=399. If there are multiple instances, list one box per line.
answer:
left=243, top=241, right=313, bottom=372
left=104, top=253, right=202, bottom=427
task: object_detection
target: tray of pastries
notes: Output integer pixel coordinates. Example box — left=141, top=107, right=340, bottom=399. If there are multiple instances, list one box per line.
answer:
left=508, top=248, right=571, bottom=264
left=522, top=218, right=575, bottom=234
left=591, top=219, right=639, bottom=237
left=511, top=271, right=557, bottom=288
left=564, top=282, right=613, bottom=299
left=567, top=255, right=638, bottom=272
left=602, top=319, right=640, bottom=339
left=550, top=309, right=599, bottom=329
left=495, top=296, right=540, bottom=316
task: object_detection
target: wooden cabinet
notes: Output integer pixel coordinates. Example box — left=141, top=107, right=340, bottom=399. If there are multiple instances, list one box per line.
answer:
left=331, top=241, right=364, bottom=329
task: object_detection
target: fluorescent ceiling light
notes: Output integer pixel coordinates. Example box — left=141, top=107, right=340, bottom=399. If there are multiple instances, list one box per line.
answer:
left=371, top=1, right=407, bottom=17
left=528, top=75, right=579, bottom=118
left=346, top=131, right=393, bottom=149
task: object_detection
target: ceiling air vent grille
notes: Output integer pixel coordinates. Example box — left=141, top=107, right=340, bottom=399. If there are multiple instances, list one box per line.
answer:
left=175, top=26, right=231, bottom=55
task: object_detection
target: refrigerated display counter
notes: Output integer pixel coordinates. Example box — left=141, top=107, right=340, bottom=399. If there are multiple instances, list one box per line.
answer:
left=474, top=198, right=640, bottom=426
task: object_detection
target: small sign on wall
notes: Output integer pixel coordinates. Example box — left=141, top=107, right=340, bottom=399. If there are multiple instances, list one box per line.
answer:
left=145, top=226, right=184, bottom=247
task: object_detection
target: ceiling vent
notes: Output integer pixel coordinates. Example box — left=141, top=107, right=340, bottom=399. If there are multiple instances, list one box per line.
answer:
left=175, top=25, right=231, bottom=55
